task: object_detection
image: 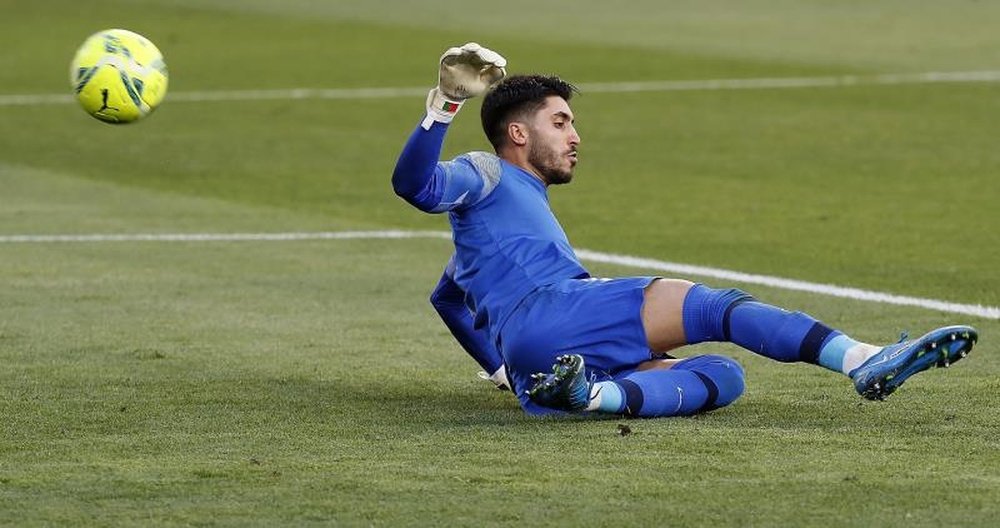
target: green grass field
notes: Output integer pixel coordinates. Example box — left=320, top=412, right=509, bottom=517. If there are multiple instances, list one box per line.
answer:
left=2, top=1, right=999, bottom=525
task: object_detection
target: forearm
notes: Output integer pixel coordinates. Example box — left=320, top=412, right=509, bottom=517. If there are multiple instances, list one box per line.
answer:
left=429, top=271, right=504, bottom=376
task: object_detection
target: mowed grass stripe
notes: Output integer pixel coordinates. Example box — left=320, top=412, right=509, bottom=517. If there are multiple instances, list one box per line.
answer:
left=3, top=229, right=996, bottom=320
left=3, top=70, right=1000, bottom=106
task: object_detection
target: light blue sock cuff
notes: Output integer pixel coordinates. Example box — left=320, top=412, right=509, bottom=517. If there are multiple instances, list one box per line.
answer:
left=593, top=381, right=624, bottom=413
left=817, top=334, right=855, bottom=372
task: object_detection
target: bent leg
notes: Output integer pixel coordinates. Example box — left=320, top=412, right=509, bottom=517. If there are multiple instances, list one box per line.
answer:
left=588, top=355, right=745, bottom=417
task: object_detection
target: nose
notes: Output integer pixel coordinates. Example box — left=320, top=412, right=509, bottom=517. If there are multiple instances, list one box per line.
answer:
left=569, top=125, right=580, bottom=146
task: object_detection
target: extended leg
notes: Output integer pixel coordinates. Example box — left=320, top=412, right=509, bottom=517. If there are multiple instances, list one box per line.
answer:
left=642, top=280, right=977, bottom=400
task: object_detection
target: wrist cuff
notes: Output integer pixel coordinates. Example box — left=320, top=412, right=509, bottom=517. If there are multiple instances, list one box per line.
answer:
left=423, top=88, right=465, bottom=129
left=478, top=365, right=510, bottom=391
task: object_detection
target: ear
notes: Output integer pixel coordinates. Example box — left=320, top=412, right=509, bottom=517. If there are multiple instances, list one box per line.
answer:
left=507, top=121, right=529, bottom=147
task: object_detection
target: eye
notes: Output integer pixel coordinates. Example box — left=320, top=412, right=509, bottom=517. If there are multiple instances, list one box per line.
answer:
left=554, top=121, right=565, bottom=129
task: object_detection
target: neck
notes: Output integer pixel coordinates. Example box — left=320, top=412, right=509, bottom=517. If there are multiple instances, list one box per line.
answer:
left=499, top=149, right=548, bottom=186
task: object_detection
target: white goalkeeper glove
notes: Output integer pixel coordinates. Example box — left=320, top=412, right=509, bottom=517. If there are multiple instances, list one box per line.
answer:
left=423, top=42, right=507, bottom=129
left=477, top=364, right=511, bottom=391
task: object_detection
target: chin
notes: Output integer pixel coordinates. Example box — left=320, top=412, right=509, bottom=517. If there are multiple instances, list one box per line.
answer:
left=548, top=171, right=573, bottom=185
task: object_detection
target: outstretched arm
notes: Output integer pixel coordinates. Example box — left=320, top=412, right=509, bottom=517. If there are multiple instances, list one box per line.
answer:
left=391, top=43, right=506, bottom=213
left=429, top=260, right=510, bottom=390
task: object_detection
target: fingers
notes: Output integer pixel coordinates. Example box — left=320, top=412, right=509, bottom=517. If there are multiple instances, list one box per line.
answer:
left=466, top=42, right=507, bottom=68
left=441, top=42, right=507, bottom=70
left=436, top=42, right=507, bottom=100
left=481, top=66, right=505, bottom=87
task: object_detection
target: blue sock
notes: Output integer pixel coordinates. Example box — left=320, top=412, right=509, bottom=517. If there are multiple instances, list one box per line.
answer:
left=590, top=355, right=744, bottom=417
left=681, top=284, right=876, bottom=374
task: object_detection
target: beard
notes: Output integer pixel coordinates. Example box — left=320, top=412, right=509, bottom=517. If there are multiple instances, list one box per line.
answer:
left=528, top=140, right=574, bottom=185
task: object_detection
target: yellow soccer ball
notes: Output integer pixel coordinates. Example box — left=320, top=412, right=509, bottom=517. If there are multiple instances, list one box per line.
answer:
left=69, top=29, right=168, bottom=124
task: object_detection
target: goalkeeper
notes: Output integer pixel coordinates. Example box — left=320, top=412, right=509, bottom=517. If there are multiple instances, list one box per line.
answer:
left=391, top=43, right=979, bottom=416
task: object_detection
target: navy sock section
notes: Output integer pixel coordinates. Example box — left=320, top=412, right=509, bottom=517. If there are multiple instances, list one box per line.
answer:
left=616, top=379, right=644, bottom=414
left=799, top=322, right=835, bottom=364
left=682, top=284, right=835, bottom=364
left=691, top=371, right=720, bottom=413
left=612, top=355, right=744, bottom=417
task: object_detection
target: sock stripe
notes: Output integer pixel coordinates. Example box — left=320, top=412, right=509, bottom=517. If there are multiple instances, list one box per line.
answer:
left=617, top=379, right=644, bottom=415
left=721, top=297, right=752, bottom=341
left=692, top=371, right=720, bottom=412
left=799, top=322, right=834, bottom=364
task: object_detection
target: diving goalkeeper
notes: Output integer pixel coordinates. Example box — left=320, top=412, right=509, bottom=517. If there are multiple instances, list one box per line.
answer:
left=391, top=43, right=978, bottom=416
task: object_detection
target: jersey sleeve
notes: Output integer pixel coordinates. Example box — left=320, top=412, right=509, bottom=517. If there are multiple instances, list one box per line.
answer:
left=429, top=257, right=506, bottom=378
left=392, top=120, right=501, bottom=213
left=430, top=152, right=501, bottom=213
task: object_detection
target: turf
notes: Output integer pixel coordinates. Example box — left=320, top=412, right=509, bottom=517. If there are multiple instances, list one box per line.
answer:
left=2, top=1, right=999, bottom=525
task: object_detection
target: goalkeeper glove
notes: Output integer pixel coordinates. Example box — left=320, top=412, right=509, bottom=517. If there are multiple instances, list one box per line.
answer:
left=423, top=42, right=507, bottom=129
left=478, top=364, right=511, bottom=391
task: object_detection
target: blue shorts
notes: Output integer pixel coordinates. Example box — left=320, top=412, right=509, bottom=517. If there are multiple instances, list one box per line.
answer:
left=497, top=276, right=659, bottom=414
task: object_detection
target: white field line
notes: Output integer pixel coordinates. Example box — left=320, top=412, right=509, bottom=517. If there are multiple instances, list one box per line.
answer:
left=4, top=70, right=1000, bottom=106
left=2, top=230, right=997, bottom=320
left=0, top=230, right=451, bottom=243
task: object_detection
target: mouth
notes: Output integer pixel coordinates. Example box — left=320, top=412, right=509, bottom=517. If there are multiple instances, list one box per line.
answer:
left=568, top=150, right=578, bottom=165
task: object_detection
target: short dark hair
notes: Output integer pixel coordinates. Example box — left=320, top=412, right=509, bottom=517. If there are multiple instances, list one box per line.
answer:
left=480, top=74, right=577, bottom=150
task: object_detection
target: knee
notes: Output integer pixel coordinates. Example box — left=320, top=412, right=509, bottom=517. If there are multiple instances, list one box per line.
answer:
left=691, top=285, right=756, bottom=311
left=710, top=356, right=745, bottom=408
left=683, top=285, right=756, bottom=344
left=679, top=354, right=746, bottom=409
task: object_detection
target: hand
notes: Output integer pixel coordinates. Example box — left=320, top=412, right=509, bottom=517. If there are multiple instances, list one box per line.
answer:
left=424, top=42, right=507, bottom=127
left=478, top=365, right=511, bottom=391
left=438, top=42, right=507, bottom=100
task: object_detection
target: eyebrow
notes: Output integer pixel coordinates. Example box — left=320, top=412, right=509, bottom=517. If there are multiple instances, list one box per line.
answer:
left=552, top=111, right=574, bottom=122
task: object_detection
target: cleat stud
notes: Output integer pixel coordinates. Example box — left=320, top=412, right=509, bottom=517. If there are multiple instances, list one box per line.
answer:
left=930, top=342, right=937, bottom=349
left=950, top=333, right=957, bottom=341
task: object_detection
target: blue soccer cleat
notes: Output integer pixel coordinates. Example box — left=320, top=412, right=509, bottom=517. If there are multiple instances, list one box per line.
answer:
left=526, top=354, right=590, bottom=412
left=850, top=325, right=978, bottom=401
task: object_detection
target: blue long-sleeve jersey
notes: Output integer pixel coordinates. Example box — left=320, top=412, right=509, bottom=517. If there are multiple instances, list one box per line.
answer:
left=429, top=255, right=504, bottom=376
left=393, top=120, right=589, bottom=339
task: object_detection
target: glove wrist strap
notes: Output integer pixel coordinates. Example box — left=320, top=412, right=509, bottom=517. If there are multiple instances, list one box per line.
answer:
left=422, top=88, right=465, bottom=129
